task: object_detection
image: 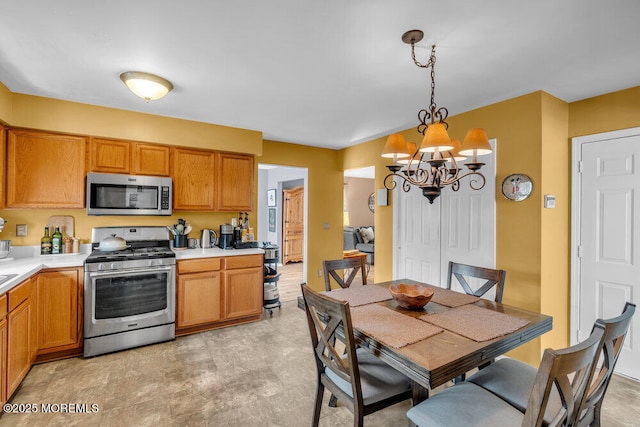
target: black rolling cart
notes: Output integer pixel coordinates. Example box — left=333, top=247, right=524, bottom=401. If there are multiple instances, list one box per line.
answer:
left=263, top=244, right=281, bottom=315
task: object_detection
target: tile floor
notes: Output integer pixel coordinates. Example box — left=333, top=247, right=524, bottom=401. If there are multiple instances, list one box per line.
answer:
left=1, top=300, right=639, bottom=426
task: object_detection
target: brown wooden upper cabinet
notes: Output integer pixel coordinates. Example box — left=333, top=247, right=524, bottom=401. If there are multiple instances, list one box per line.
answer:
left=216, top=152, right=254, bottom=211
left=172, top=148, right=254, bottom=211
left=6, top=129, right=86, bottom=208
left=89, top=138, right=170, bottom=176
left=171, top=147, right=217, bottom=210
left=0, top=124, right=5, bottom=210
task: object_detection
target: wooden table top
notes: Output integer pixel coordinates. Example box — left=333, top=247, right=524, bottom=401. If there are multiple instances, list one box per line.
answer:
left=299, top=279, right=553, bottom=390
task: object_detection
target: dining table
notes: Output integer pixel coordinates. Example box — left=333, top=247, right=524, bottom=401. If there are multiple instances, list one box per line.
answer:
left=298, top=278, right=553, bottom=402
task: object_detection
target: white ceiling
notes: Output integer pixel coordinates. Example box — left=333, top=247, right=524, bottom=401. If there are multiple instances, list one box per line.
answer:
left=1, top=1, right=639, bottom=150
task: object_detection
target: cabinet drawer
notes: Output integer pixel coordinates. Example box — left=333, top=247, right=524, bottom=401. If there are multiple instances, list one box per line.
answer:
left=222, top=254, right=263, bottom=270
left=177, top=258, right=221, bottom=274
left=8, top=279, right=32, bottom=312
left=0, top=293, right=6, bottom=317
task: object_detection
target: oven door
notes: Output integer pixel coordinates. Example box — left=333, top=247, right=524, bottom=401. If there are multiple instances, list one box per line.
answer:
left=84, top=265, right=176, bottom=338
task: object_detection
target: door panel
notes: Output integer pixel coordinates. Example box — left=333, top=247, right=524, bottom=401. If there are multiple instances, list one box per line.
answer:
left=578, top=134, right=640, bottom=379
left=283, top=187, right=304, bottom=264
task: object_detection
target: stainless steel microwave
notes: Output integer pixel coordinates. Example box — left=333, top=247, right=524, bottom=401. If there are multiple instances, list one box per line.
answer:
left=86, top=172, right=172, bottom=216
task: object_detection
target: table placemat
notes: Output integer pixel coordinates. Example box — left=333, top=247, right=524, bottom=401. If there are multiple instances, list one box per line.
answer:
left=419, top=304, right=531, bottom=342
left=425, top=285, right=481, bottom=308
left=351, top=304, right=443, bottom=348
left=322, top=285, right=392, bottom=307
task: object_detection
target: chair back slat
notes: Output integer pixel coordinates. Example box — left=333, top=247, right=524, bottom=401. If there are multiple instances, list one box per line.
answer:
left=323, top=257, right=367, bottom=291
left=447, top=261, right=506, bottom=303
left=523, top=326, right=604, bottom=427
left=576, top=302, right=636, bottom=426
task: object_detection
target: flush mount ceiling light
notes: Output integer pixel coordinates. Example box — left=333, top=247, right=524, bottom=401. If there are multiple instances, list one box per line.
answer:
left=381, top=30, right=492, bottom=203
left=119, top=71, right=173, bottom=102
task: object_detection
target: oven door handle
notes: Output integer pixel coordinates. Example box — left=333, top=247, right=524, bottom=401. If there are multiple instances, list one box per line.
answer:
left=88, top=265, right=175, bottom=278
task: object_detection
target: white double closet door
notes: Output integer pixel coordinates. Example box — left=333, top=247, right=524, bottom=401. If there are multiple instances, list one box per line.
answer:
left=572, top=128, right=640, bottom=380
left=393, top=140, right=496, bottom=294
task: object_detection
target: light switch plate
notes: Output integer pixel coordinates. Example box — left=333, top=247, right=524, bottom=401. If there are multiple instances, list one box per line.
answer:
left=16, top=224, right=28, bottom=236
left=544, top=195, right=556, bottom=209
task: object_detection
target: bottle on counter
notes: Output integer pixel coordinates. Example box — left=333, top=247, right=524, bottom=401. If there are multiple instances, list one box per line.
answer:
left=63, top=237, right=73, bottom=254
left=52, top=226, right=63, bottom=254
left=41, top=226, right=52, bottom=255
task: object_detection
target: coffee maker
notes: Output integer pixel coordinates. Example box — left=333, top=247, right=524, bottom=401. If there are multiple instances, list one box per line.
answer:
left=219, top=223, right=234, bottom=249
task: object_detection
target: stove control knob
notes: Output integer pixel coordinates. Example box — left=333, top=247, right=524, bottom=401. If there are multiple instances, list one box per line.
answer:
left=111, top=263, right=117, bottom=270
left=98, top=264, right=105, bottom=271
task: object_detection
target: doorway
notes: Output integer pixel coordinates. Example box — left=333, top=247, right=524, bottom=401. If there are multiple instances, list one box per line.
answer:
left=571, top=127, right=640, bottom=380
left=258, top=164, right=308, bottom=303
left=344, top=166, right=376, bottom=282
left=393, top=140, right=497, bottom=290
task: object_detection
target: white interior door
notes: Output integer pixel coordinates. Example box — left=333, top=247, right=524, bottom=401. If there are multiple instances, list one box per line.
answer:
left=572, top=129, right=640, bottom=380
left=394, top=186, right=441, bottom=284
left=393, top=140, right=496, bottom=287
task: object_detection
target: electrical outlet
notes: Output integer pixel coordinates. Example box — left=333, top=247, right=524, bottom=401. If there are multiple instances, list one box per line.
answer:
left=318, top=269, right=322, bottom=277
left=16, top=224, right=28, bottom=237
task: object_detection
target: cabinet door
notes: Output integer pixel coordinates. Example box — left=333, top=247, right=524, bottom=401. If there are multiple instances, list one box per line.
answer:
left=89, top=137, right=130, bottom=173
left=132, top=143, right=170, bottom=176
left=6, top=130, right=86, bottom=208
left=0, top=125, right=5, bottom=210
left=36, top=269, right=80, bottom=353
left=7, top=299, right=32, bottom=397
left=177, top=271, right=222, bottom=328
left=223, top=267, right=262, bottom=319
left=171, top=147, right=216, bottom=210
left=0, top=317, right=6, bottom=406
left=216, top=152, right=254, bottom=211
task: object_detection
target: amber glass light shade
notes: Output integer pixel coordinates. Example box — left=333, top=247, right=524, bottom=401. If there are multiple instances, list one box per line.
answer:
left=419, top=123, right=454, bottom=152
left=381, top=133, right=411, bottom=158
left=398, top=141, right=420, bottom=165
left=459, top=128, right=492, bottom=156
left=445, top=139, right=466, bottom=162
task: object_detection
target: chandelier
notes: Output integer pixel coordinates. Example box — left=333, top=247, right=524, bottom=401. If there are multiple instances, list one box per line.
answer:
left=381, top=30, right=492, bottom=204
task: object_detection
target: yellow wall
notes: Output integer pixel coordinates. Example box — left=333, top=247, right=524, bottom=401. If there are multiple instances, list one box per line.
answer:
left=569, top=86, right=640, bottom=138
left=0, top=89, right=263, bottom=247
left=257, top=140, right=343, bottom=291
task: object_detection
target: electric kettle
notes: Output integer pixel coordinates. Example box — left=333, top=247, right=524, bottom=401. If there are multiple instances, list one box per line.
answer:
left=200, top=229, right=218, bottom=248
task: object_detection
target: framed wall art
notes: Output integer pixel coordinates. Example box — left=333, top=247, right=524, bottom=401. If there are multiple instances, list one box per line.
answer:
left=267, top=189, right=277, bottom=207
left=268, top=208, right=276, bottom=232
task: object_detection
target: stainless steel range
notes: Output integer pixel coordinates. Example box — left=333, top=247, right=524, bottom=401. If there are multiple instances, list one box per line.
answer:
left=84, top=226, right=176, bottom=357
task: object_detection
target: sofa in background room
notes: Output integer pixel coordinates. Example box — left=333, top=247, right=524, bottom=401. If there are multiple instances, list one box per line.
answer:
left=343, top=226, right=374, bottom=265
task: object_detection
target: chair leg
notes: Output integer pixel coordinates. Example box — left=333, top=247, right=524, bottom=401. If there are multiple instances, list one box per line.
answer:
left=453, top=373, right=466, bottom=384
left=312, top=382, right=324, bottom=427
left=328, top=393, right=338, bottom=407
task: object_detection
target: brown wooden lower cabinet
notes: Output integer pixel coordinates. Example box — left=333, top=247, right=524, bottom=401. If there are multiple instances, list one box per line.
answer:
left=0, top=294, right=7, bottom=407
left=176, top=254, right=263, bottom=335
left=36, top=268, right=83, bottom=359
left=7, top=278, right=35, bottom=398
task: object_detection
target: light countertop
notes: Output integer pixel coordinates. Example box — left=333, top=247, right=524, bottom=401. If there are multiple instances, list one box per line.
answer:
left=0, top=245, right=265, bottom=295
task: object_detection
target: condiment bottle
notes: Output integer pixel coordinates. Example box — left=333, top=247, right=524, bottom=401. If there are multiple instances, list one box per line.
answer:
left=41, top=226, right=52, bottom=255
left=51, top=226, right=63, bottom=254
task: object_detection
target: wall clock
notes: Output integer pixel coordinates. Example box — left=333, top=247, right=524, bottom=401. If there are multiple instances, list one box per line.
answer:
left=368, top=193, right=375, bottom=212
left=501, top=174, right=533, bottom=201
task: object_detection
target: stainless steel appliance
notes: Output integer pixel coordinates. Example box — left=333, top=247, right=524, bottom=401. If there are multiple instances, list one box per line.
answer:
left=84, top=226, right=176, bottom=357
left=200, top=229, right=218, bottom=248
left=86, top=172, right=172, bottom=216
left=219, top=223, right=234, bottom=249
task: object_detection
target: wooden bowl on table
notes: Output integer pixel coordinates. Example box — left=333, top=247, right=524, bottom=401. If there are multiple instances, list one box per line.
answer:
left=389, top=283, right=434, bottom=310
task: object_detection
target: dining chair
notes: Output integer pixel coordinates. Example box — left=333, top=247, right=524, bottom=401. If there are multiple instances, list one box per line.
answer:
left=300, top=283, right=412, bottom=427
left=323, top=257, right=367, bottom=291
left=446, top=261, right=506, bottom=303
left=407, top=324, right=605, bottom=427
left=467, top=302, right=636, bottom=427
